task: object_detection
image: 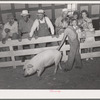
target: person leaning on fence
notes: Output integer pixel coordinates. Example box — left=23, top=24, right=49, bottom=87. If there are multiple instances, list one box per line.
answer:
left=55, top=8, right=70, bottom=46
left=80, top=10, right=95, bottom=61
left=57, top=18, right=82, bottom=72
left=1, top=14, right=18, bottom=61
left=55, top=8, right=70, bottom=35
left=0, top=22, right=4, bottom=62
left=18, top=10, right=34, bottom=62
left=2, top=14, right=18, bottom=44
left=0, top=22, right=3, bottom=42
left=29, top=9, right=55, bottom=48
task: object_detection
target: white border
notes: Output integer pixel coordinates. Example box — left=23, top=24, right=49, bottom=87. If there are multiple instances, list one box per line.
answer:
left=0, top=1, right=100, bottom=4
left=0, top=90, right=100, bottom=99
left=0, top=1, right=100, bottom=99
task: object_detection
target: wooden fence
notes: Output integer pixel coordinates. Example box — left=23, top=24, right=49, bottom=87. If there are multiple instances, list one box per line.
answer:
left=0, top=30, right=100, bottom=68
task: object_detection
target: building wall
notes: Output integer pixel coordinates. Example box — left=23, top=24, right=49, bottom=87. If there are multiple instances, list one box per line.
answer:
left=0, top=4, right=67, bottom=24
left=0, top=3, right=100, bottom=30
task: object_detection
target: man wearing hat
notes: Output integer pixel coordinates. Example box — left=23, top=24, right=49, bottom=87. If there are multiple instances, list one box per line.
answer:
left=2, top=13, right=18, bottom=43
left=19, top=10, right=34, bottom=40
left=55, top=8, right=70, bottom=35
left=29, top=9, right=54, bottom=47
left=18, top=10, right=34, bottom=62
left=1, top=13, right=18, bottom=61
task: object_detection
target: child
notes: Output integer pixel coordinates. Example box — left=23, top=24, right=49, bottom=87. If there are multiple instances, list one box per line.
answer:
left=70, top=18, right=82, bottom=42
left=57, top=18, right=82, bottom=71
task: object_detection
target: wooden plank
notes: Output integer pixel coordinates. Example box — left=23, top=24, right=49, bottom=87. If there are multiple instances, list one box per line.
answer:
left=9, top=46, right=16, bottom=69
left=13, top=46, right=58, bottom=56
left=81, top=52, right=100, bottom=59
left=0, top=51, right=100, bottom=68
left=0, top=51, right=12, bottom=57
left=0, top=61, right=13, bottom=67
left=0, top=30, right=100, bottom=47
left=0, top=34, right=64, bottom=47
left=0, top=40, right=100, bottom=57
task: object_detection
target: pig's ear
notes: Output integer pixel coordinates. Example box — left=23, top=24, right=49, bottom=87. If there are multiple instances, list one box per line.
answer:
left=27, top=64, right=33, bottom=68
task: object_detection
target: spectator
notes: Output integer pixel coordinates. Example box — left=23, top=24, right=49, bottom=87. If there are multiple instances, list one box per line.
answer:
left=2, top=14, right=18, bottom=43
left=29, top=9, right=54, bottom=47
left=55, top=8, right=70, bottom=35
left=18, top=10, right=34, bottom=62
left=0, top=22, right=7, bottom=62
left=73, top=10, right=81, bottom=25
left=19, top=10, right=34, bottom=40
left=80, top=10, right=95, bottom=61
left=0, top=22, right=3, bottom=41
left=1, top=14, right=18, bottom=61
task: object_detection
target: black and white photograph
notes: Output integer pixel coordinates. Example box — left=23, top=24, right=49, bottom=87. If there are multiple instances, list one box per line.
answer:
left=0, top=0, right=100, bottom=98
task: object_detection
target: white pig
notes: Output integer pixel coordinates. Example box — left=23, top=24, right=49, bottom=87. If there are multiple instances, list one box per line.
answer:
left=23, top=49, right=62, bottom=77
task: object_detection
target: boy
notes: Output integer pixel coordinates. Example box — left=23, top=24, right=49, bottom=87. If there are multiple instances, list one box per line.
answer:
left=57, top=20, right=82, bottom=71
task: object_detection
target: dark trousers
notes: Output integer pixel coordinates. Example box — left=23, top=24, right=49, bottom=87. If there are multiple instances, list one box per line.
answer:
left=66, top=39, right=82, bottom=70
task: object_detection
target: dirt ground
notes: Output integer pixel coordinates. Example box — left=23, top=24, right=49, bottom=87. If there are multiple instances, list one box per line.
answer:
left=0, top=57, right=100, bottom=89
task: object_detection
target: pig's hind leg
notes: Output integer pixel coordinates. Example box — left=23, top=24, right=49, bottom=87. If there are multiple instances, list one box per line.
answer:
left=59, top=63, right=62, bottom=70
left=54, top=56, right=62, bottom=74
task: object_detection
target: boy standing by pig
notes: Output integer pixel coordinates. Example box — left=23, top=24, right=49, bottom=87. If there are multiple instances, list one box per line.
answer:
left=58, top=18, right=82, bottom=71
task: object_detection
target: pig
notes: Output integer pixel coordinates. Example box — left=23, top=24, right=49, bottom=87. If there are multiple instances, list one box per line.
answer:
left=23, top=49, right=62, bottom=77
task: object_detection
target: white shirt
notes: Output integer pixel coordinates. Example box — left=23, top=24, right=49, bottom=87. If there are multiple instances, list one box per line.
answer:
left=29, top=17, right=54, bottom=37
left=2, top=21, right=18, bottom=38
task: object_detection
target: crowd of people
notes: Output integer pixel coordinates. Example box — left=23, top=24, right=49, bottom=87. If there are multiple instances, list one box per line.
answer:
left=0, top=8, right=95, bottom=62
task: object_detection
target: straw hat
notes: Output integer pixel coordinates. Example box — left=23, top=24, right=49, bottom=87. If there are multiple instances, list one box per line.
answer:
left=21, top=10, right=30, bottom=16
left=37, top=9, right=45, bottom=15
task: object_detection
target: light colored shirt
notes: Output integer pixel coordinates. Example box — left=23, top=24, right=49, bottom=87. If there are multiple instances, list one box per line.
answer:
left=81, top=18, right=94, bottom=31
left=29, top=17, right=54, bottom=37
left=55, top=16, right=63, bottom=28
left=2, top=21, right=18, bottom=38
left=19, top=18, right=33, bottom=33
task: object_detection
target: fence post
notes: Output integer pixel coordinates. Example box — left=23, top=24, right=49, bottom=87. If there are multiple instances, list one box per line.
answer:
left=9, top=45, right=16, bottom=69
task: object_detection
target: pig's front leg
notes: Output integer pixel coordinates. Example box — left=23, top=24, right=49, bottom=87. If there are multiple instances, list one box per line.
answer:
left=37, top=68, right=44, bottom=77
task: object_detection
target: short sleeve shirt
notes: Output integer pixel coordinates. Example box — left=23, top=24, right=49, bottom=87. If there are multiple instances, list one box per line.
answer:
left=19, top=18, right=34, bottom=33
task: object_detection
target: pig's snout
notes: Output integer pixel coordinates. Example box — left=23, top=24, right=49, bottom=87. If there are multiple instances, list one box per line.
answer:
left=24, top=70, right=28, bottom=77
left=24, top=73, right=28, bottom=77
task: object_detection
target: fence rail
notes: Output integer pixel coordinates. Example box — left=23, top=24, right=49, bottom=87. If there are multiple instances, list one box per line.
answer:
left=0, top=30, right=100, bottom=68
